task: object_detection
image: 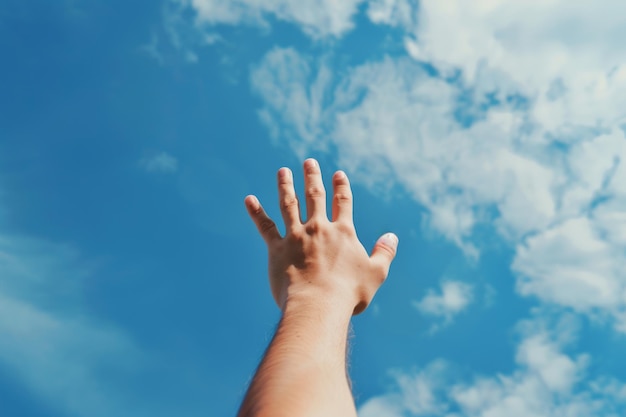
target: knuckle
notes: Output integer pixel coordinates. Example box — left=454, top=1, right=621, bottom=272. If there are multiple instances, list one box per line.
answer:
left=306, top=185, right=325, bottom=199
left=304, top=219, right=326, bottom=235
left=305, top=221, right=319, bottom=235
left=378, top=243, right=397, bottom=256
left=377, top=243, right=396, bottom=257
left=333, top=192, right=352, bottom=204
left=259, top=218, right=276, bottom=233
left=280, top=195, right=299, bottom=211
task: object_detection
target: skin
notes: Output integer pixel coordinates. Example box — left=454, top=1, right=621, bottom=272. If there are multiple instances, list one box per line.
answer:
left=239, top=158, right=399, bottom=417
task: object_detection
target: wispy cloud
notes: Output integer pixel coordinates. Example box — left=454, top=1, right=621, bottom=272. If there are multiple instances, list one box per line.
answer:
left=250, top=47, right=332, bottom=158
left=140, top=151, right=179, bottom=174
left=141, top=33, right=164, bottom=65
left=0, top=225, right=219, bottom=416
left=0, top=235, right=141, bottom=417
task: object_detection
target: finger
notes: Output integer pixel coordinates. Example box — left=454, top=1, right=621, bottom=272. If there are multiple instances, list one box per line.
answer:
left=244, top=195, right=281, bottom=244
left=303, top=158, right=327, bottom=221
left=370, top=233, right=399, bottom=281
left=332, top=170, right=353, bottom=223
left=277, top=167, right=301, bottom=233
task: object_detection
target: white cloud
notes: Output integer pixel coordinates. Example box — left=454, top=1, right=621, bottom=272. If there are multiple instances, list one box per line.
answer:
left=359, top=397, right=404, bottom=417
left=366, top=0, right=417, bottom=28
left=513, top=217, right=625, bottom=315
left=360, top=361, right=450, bottom=417
left=140, top=152, right=179, bottom=173
left=413, top=281, right=473, bottom=328
left=392, top=360, right=450, bottom=415
left=516, top=334, right=584, bottom=394
left=359, top=316, right=626, bottom=417
left=173, top=0, right=364, bottom=39
left=402, top=0, right=626, bottom=133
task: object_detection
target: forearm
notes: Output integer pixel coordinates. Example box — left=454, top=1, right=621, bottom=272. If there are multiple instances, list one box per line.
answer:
left=237, top=296, right=357, bottom=417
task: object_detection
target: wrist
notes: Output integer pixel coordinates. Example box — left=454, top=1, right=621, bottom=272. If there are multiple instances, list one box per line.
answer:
left=278, top=291, right=353, bottom=370
left=283, top=290, right=355, bottom=321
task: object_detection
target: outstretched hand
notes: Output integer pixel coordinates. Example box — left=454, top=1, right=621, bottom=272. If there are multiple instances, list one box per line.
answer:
left=244, top=158, right=398, bottom=315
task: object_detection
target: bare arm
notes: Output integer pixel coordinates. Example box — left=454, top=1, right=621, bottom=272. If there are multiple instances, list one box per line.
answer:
left=238, top=158, right=399, bottom=417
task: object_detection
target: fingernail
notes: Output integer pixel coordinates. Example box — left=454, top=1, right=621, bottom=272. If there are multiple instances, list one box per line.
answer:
left=379, top=233, right=399, bottom=249
left=246, top=195, right=259, bottom=210
left=305, top=158, right=317, bottom=169
left=279, top=167, right=290, bottom=179
left=335, top=170, right=346, bottom=180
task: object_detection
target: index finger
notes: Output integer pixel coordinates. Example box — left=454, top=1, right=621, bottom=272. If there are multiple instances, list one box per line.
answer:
left=244, top=195, right=281, bottom=244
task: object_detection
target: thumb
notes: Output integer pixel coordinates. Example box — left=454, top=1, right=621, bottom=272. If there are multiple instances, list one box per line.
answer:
left=370, top=233, right=399, bottom=279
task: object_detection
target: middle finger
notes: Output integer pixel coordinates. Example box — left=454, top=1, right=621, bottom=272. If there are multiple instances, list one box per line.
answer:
left=303, top=158, right=327, bottom=221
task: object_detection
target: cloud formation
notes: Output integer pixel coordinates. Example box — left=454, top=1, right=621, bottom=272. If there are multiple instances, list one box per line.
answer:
left=413, top=281, right=473, bottom=328
left=359, top=315, right=626, bottom=417
left=173, top=0, right=364, bottom=39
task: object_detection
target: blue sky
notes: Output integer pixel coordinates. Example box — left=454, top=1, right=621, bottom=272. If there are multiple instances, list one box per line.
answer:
left=3, top=0, right=626, bottom=416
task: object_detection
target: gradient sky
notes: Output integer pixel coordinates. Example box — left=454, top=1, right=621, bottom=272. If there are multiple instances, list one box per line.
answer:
left=3, top=1, right=626, bottom=416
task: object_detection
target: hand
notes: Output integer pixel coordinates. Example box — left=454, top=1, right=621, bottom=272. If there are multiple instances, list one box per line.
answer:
left=244, top=158, right=398, bottom=315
